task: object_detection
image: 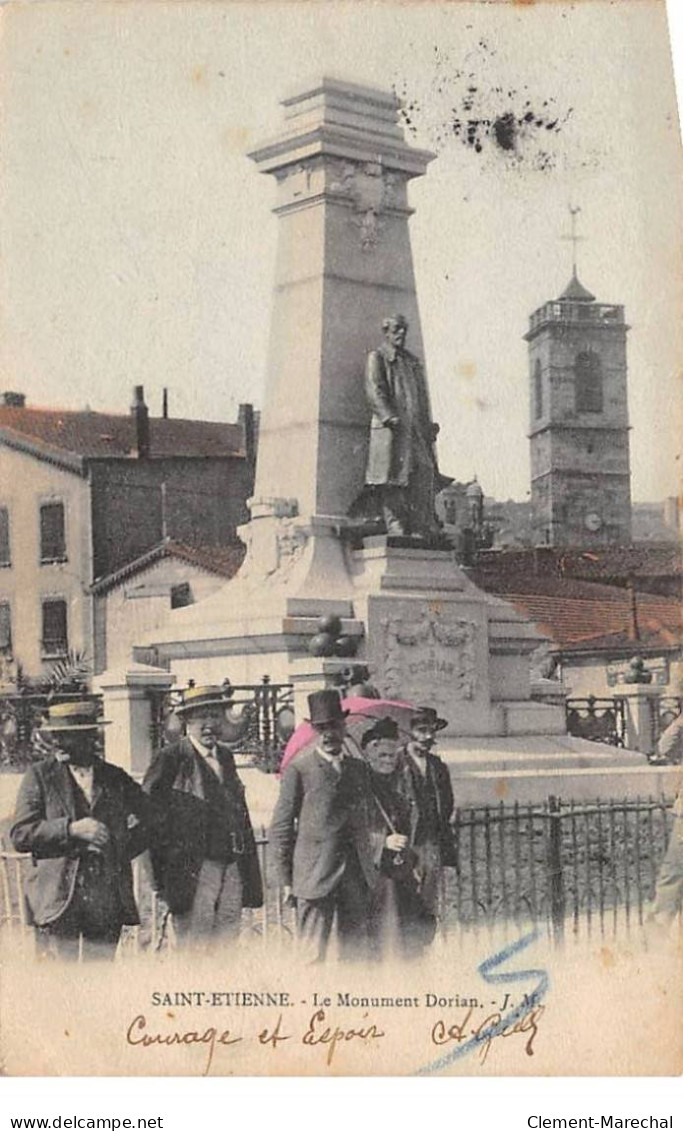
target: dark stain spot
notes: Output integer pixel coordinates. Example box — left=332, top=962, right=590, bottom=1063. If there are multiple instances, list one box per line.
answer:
left=493, top=113, right=517, bottom=151
left=394, top=42, right=573, bottom=172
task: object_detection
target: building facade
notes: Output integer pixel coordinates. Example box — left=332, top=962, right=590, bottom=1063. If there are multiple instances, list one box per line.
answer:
left=0, top=389, right=253, bottom=680
left=525, top=270, right=632, bottom=547
left=90, top=541, right=243, bottom=674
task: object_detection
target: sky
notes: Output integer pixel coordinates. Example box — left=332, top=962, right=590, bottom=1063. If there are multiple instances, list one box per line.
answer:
left=0, top=0, right=681, bottom=502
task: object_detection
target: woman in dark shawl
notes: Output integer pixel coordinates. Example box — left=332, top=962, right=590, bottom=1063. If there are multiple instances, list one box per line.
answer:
left=361, top=718, right=436, bottom=961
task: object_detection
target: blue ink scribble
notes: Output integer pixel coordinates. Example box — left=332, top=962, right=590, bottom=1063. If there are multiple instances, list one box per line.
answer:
left=417, top=930, right=549, bottom=1075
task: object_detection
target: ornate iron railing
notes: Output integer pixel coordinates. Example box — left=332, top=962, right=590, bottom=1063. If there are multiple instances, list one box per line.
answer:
left=148, top=676, right=295, bottom=773
left=565, top=696, right=627, bottom=748
left=0, top=691, right=104, bottom=769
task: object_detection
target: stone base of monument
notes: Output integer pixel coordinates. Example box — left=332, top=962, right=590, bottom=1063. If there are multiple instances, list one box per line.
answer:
left=441, top=746, right=678, bottom=809
left=441, top=735, right=673, bottom=806
left=121, top=522, right=660, bottom=801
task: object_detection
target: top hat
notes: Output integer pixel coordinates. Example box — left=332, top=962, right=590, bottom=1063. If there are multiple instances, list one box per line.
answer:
left=305, top=689, right=348, bottom=728
left=410, top=706, right=448, bottom=732
left=41, top=699, right=110, bottom=732
left=360, top=717, right=399, bottom=748
left=175, top=685, right=230, bottom=716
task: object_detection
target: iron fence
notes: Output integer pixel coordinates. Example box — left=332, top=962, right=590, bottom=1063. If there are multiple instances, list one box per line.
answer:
left=565, top=696, right=627, bottom=747
left=450, top=795, right=674, bottom=942
left=2, top=795, right=675, bottom=956
left=149, top=677, right=295, bottom=773
left=0, top=691, right=104, bottom=769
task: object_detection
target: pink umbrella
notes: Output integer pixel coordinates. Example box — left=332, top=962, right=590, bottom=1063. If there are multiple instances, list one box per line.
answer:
left=278, top=696, right=415, bottom=775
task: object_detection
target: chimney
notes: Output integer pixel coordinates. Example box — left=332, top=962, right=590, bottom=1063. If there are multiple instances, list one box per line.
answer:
left=627, top=580, right=640, bottom=642
left=131, top=385, right=150, bottom=459
left=238, top=402, right=256, bottom=473
left=2, top=391, right=26, bottom=407
left=162, top=387, right=169, bottom=419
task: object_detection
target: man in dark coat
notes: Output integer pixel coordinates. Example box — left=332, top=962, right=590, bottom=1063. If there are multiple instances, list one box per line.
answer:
left=143, top=685, right=262, bottom=950
left=269, top=690, right=375, bottom=963
left=364, top=313, right=443, bottom=539
left=395, top=706, right=458, bottom=945
left=10, top=699, right=151, bottom=960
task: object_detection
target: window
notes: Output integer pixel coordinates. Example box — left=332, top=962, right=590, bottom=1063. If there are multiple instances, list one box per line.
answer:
left=170, top=582, right=192, bottom=609
left=0, top=507, right=9, bottom=565
left=0, top=602, right=11, bottom=655
left=40, top=502, right=66, bottom=563
left=41, top=598, right=68, bottom=656
left=534, top=359, right=543, bottom=419
left=575, top=351, right=603, bottom=414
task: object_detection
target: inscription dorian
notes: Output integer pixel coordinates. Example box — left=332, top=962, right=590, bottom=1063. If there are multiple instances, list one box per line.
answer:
left=379, top=607, right=478, bottom=704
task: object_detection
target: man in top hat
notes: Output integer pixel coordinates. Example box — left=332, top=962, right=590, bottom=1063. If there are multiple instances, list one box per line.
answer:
left=394, top=706, right=458, bottom=947
left=143, top=685, right=262, bottom=950
left=10, top=699, right=151, bottom=959
left=269, top=689, right=376, bottom=963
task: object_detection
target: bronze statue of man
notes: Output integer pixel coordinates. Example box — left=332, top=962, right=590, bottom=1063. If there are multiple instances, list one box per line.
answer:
left=364, top=314, right=443, bottom=538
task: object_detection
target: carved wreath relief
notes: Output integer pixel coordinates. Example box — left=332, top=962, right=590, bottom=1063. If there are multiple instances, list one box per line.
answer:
left=379, top=607, right=479, bottom=704
left=329, top=160, right=398, bottom=251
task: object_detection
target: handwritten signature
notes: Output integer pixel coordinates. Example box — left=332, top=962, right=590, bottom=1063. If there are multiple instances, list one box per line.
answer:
left=417, top=929, right=549, bottom=1074
left=431, top=1003, right=545, bottom=1064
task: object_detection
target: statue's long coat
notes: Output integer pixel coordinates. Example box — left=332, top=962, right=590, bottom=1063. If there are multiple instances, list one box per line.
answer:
left=365, top=343, right=438, bottom=487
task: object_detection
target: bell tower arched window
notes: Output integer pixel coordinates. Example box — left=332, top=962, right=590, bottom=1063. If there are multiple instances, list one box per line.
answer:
left=575, top=351, right=603, bottom=413
left=534, top=359, right=543, bottom=419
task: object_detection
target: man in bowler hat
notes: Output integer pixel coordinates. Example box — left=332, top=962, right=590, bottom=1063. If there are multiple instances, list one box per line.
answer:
left=269, top=689, right=375, bottom=963
left=395, top=706, right=458, bottom=946
left=143, top=685, right=262, bottom=950
left=11, top=699, right=151, bottom=960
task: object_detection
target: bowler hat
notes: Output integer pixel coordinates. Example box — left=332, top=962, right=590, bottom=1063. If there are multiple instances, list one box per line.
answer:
left=305, top=689, right=348, bottom=727
left=410, top=706, right=448, bottom=732
left=175, top=685, right=229, bottom=716
left=361, top=717, right=399, bottom=748
left=41, top=699, right=110, bottom=732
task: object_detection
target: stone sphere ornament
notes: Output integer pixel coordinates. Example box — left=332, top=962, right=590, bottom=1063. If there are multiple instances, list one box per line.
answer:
left=317, top=614, right=342, bottom=637
left=333, top=635, right=357, bottom=657
left=308, top=632, right=336, bottom=657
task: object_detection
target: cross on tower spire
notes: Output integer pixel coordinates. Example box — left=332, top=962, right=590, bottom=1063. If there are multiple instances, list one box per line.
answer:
left=562, top=203, right=585, bottom=276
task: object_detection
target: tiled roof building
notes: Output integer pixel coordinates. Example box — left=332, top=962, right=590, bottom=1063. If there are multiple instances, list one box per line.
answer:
left=0, top=388, right=254, bottom=678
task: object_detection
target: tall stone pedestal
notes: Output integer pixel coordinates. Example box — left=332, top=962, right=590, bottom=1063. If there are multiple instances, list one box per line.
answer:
left=620, top=685, right=662, bottom=756
left=93, top=663, right=175, bottom=777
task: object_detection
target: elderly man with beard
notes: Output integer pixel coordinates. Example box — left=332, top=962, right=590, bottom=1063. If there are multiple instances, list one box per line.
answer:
left=143, top=685, right=262, bottom=951
left=11, top=699, right=151, bottom=960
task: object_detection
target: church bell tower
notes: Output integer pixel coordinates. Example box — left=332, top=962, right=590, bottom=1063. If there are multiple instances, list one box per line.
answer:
left=525, top=211, right=632, bottom=547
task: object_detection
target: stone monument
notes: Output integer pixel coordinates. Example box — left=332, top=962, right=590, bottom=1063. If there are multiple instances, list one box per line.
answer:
left=102, top=77, right=659, bottom=803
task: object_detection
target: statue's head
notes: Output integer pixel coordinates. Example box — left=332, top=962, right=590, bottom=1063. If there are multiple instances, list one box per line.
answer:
left=382, top=314, right=408, bottom=351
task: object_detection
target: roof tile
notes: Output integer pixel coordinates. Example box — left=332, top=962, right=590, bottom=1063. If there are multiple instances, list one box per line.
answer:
left=0, top=405, right=245, bottom=460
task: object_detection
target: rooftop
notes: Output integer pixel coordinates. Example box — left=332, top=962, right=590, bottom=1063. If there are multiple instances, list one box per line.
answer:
left=525, top=269, right=625, bottom=340
left=0, top=403, right=245, bottom=470
left=474, top=545, right=683, bottom=583
left=91, top=539, right=245, bottom=592
left=473, top=571, right=682, bottom=654
left=558, top=269, right=596, bottom=303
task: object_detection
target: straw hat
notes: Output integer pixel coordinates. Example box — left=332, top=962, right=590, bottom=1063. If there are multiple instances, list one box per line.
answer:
left=175, top=685, right=230, bottom=716
left=41, top=699, right=110, bottom=732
